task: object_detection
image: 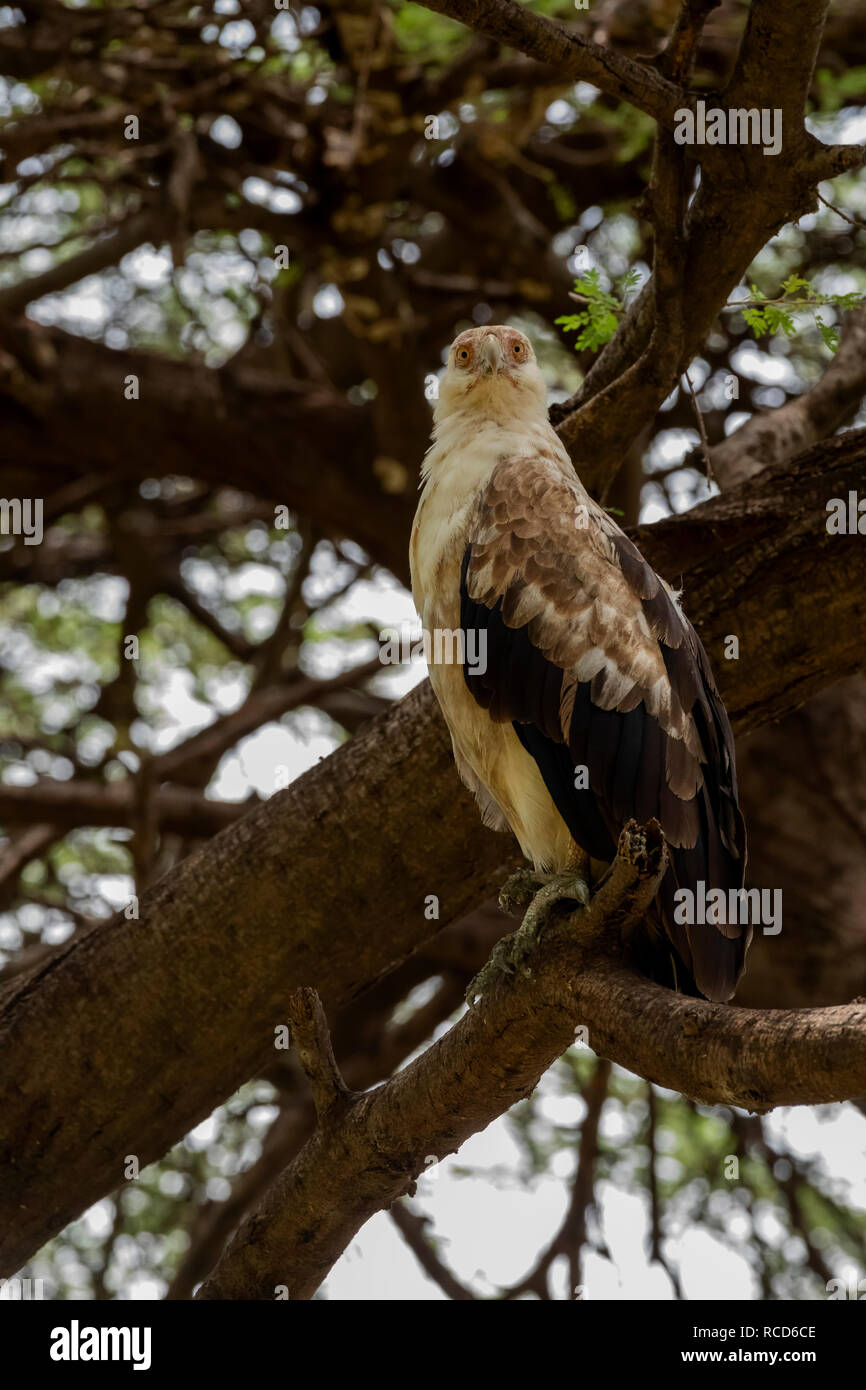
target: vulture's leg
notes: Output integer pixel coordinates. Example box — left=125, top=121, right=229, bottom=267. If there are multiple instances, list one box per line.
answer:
left=564, top=839, right=591, bottom=881
left=498, top=842, right=590, bottom=914
left=466, top=841, right=590, bottom=1003
left=498, top=867, right=544, bottom=915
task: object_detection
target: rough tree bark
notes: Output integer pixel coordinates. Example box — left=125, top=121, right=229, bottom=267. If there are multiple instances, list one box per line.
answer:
left=1, top=429, right=864, bottom=1276
left=195, top=829, right=866, bottom=1301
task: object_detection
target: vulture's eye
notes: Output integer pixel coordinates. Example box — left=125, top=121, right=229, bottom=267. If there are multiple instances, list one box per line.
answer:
left=457, top=347, right=471, bottom=365
left=513, top=342, right=524, bottom=357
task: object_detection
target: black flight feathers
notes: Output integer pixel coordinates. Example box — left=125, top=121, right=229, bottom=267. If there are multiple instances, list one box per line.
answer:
left=458, top=538, right=750, bottom=1002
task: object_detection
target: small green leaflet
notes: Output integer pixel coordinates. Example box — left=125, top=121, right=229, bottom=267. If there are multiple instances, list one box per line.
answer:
left=556, top=268, right=640, bottom=353
left=558, top=265, right=861, bottom=356
left=731, top=276, right=862, bottom=352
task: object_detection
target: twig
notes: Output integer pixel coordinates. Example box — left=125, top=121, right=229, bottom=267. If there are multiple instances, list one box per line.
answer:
left=389, top=1203, right=477, bottom=1300
left=817, top=191, right=866, bottom=232
left=683, top=365, right=714, bottom=484
left=646, top=1084, right=684, bottom=1298
left=503, top=1057, right=612, bottom=1299
left=287, top=988, right=354, bottom=1124
left=659, top=0, right=721, bottom=83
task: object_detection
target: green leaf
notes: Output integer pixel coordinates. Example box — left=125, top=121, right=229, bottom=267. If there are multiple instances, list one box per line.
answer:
left=764, top=305, right=797, bottom=335
left=815, top=315, right=841, bottom=352
left=559, top=268, right=631, bottom=354
left=780, top=273, right=811, bottom=299
left=617, top=268, right=641, bottom=294
left=741, top=305, right=769, bottom=336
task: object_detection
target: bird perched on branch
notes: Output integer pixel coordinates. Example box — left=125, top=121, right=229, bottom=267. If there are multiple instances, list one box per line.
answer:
left=410, top=324, right=749, bottom=1003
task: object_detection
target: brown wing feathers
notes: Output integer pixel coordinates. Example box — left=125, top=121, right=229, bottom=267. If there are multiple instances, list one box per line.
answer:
left=460, top=457, right=749, bottom=1001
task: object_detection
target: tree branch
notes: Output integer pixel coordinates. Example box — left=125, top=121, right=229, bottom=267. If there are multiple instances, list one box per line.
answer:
left=0, top=210, right=157, bottom=319
left=1, top=428, right=864, bottom=1276
left=195, top=822, right=668, bottom=1300
left=196, top=820, right=866, bottom=1300
left=389, top=1202, right=478, bottom=1301
left=550, top=0, right=847, bottom=491
left=286, top=988, right=353, bottom=1124
left=415, top=0, right=687, bottom=128
left=694, top=302, right=866, bottom=489
left=166, top=968, right=465, bottom=1299
left=0, top=780, right=249, bottom=837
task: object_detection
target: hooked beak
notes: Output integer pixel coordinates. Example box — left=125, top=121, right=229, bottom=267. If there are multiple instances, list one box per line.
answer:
left=480, top=333, right=504, bottom=374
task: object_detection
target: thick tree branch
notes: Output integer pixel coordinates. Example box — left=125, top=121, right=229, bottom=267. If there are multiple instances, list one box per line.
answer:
left=0, top=327, right=408, bottom=578
left=415, top=0, right=688, bottom=128
left=1, top=429, right=864, bottom=1276
left=166, top=967, right=466, bottom=1299
left=551, top=0, right=845, bottom=490
left=196, top=821, right=866, bottom=1300
left=195, top=822, right=668, bottom=1300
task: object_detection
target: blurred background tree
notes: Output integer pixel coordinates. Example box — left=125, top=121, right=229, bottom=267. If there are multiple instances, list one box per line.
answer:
left=1, top=0, right=865, bottom=1299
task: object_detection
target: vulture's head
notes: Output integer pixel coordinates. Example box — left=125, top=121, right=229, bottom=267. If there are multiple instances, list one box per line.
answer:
left=435, top=325, right=547, bottom=425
